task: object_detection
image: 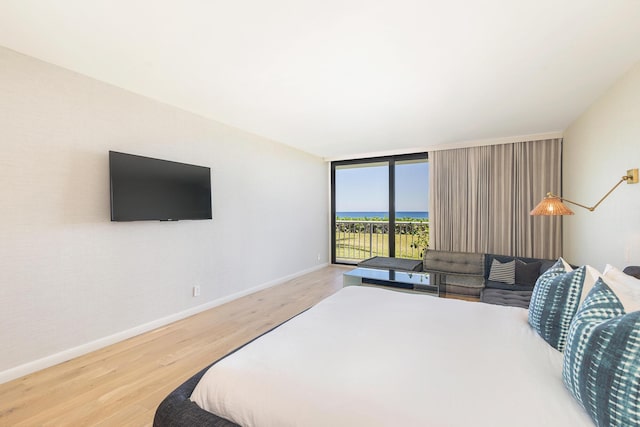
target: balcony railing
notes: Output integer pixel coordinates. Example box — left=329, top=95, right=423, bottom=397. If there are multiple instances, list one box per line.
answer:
left=335, top=219, right=429, bottom=263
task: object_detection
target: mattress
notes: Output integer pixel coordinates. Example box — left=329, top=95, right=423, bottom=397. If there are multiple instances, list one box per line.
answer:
left=189, top=286, right=594, bottom=426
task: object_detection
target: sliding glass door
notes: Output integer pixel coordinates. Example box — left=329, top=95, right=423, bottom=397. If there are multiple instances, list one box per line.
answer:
left=331, top=153, right=428, bottom=264
left=334, top=162, right=389, bottom=263
left=395, top=158, right=429, bottom=259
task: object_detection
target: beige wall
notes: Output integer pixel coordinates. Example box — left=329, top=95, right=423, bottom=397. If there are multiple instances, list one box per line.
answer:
left=563, top=61, right=640, bottom=270
left=0, top=46, right=329, bottom=381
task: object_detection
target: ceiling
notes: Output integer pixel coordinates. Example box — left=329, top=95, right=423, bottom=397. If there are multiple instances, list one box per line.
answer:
left=1, top=1, right=639, bottom=159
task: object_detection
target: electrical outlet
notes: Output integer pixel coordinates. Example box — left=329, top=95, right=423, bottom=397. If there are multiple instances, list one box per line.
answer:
left=317, top=253, right=321, bottom=261
left=193, top=285, right=201, bottom=297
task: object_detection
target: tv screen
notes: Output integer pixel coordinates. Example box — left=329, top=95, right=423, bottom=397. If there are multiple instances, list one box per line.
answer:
left=109, top=151, right=212, bottom=221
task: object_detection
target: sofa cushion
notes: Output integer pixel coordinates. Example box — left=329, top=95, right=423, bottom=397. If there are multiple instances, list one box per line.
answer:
left=623, top=265, right=640, bottom=279
left=515, top=260, right=542, bottom=286
left=484, top=280, right=536, bottom=292
left=481, top=289, right=533, bottom=309
left=423, top=250, right=484, bottom=275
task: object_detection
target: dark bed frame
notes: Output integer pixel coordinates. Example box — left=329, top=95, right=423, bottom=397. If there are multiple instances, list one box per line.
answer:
left=153, top=360, right=239, bottom=426
left=153, top=309, right=311, bottom=427
left=153, top=266, right=640, bottom=427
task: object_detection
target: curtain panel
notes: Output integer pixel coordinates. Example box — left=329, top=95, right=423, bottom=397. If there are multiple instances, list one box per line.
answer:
left=429, top=138, right=562, bottom=259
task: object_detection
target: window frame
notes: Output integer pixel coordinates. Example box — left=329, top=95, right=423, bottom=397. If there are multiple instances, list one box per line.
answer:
left=331, top=152, right=428, bottom=265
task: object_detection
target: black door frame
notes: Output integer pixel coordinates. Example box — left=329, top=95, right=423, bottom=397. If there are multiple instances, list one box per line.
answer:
left=331, top=152, right=428, bottom=265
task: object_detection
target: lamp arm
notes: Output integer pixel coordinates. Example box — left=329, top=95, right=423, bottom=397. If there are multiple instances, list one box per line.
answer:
left=559, top=176, right=628, bottom=212
left=559, top=197, right=596, bottom=212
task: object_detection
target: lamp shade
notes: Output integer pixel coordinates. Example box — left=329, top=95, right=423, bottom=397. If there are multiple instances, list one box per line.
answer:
left=530, top=194, right=575, bottom=216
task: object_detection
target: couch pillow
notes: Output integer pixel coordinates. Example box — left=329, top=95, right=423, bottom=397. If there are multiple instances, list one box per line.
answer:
left=488, top=259, right=515, bottom=284
left=515, top=260, right=541, bottom=286
left=562, top=279, right=640, bottom=427
left=602, top=264, right=640, bottom=312
left=528, top=260, right=586, bottom=351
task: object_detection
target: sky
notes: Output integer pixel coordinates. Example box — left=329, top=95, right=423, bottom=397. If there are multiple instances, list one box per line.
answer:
left=335, top=160, right=429, bottom=212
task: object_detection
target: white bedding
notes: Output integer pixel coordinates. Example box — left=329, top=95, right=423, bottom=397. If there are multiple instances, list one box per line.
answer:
left=191, top=286, right=594, bottom=427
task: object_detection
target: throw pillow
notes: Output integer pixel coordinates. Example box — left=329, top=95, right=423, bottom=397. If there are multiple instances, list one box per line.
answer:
left=528, top=261, right=586, bottom=351
left=603, top=264, right=640, bottom=312
left=541, top=260, right=599, bottom=302
left=488, top=259, right=515, bottom=284
left=562, top=279, right=640, bottom=427
left=515, top=260, right=541, bottom=286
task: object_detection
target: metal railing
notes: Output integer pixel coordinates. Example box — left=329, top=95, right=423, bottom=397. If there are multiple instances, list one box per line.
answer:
left=335, top=219, right=429, bottom=262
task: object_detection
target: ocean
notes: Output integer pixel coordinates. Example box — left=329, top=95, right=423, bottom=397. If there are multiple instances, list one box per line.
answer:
left=336, top=211, right=428, bottom=219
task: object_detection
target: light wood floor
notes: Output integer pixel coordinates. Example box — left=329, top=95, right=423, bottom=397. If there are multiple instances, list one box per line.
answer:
left=0, top=266, right=348, bottom=427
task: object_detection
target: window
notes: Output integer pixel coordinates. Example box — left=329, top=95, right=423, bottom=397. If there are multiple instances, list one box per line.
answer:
left=331, top=153, right=429, bottom=264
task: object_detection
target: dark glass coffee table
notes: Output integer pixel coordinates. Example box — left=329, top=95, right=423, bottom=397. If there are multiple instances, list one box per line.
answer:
left=343, top=267, right=438, bottom=295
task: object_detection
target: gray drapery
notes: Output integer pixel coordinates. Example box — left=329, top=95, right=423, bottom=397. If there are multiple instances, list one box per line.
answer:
left=428, top=138, right=562, bottom=258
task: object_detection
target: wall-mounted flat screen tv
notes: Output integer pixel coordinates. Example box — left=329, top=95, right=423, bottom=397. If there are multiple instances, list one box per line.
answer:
left=109, top=151, right=212, bottom=221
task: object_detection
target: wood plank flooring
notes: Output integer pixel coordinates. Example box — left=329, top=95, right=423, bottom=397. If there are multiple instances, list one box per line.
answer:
left=0, top=266, right=348, bottom=427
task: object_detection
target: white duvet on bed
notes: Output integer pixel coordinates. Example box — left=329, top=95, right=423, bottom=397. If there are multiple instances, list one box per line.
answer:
left=191, top=286, right=593, bottom=427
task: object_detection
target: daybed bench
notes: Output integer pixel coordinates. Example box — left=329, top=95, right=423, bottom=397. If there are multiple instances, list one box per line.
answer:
left=153, top=264, right=640, bottom=427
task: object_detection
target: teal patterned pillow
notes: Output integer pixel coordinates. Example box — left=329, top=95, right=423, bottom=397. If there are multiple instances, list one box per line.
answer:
left=528, top=260, right=586, bottom=351
left=563, top=279, right=640, bottom=427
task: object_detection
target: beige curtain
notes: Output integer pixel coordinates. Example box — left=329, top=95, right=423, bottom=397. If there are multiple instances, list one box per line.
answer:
left=429, top=138, right=562, bottom=258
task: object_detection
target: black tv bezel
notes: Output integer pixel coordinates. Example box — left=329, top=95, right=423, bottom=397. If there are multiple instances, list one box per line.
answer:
left=109, top=151, right=212, bottom=222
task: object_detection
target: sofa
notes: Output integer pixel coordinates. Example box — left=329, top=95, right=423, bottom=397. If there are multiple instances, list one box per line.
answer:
left=357, top=251, right=558, bottom=307
left=422, top=250, right=556, bottom=307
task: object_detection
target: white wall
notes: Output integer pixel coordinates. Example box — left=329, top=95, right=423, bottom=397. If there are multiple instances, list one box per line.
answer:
left=563, top=61, right=640, bottom=270
left=0, top=46, right=329, bottom=381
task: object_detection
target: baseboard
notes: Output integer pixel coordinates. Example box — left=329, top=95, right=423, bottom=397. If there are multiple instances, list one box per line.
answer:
left=0, top=263, right=328, bottom=384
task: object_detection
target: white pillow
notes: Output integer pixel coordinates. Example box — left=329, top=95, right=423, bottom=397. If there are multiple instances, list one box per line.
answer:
left=602, top=264, right=640, bottom=312
left=580, top=265, right=601, bottom=303
left=560, top=257, right=573, bottom=272
left=602, top=264, right=617, bottom=275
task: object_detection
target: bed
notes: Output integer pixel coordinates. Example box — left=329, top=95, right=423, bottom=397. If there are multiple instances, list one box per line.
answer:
left=154, top=265, right=640, bottom=427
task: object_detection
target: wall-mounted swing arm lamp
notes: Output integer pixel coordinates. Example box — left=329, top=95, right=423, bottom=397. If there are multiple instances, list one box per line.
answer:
left=530, top=168, right=638, bottom=216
